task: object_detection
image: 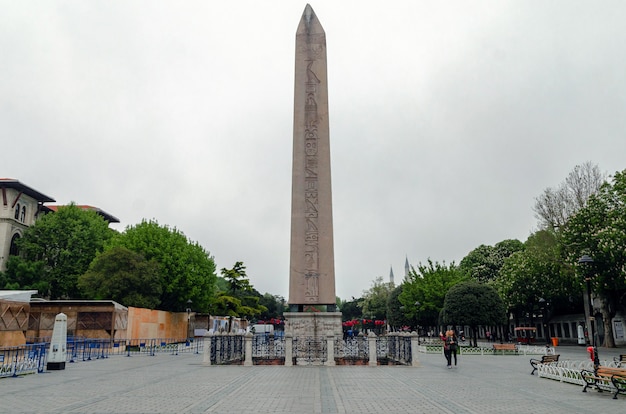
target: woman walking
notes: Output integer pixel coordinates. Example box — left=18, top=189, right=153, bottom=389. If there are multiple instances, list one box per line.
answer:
left=440, top=330, right=458, bottom=368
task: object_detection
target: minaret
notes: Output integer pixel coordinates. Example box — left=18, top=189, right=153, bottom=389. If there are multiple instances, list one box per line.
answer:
left=405, top=256, right=410, bottom=279
left=288, top=4, right=335, bottom=309
left=389, top=266, right=395, bottom=286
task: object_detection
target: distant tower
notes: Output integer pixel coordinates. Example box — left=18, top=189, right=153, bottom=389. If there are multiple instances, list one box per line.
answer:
left=405, top=256, right=410, bottom=279
left=389, top=266, right=395, bottom=286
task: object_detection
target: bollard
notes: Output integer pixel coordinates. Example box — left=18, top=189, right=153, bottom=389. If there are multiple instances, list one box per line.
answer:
left=47, top=313, right=67, bottom=370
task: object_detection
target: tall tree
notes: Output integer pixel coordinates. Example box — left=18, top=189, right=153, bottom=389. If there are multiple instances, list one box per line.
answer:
left=399, top=259, right=466, bottom=330
left=257, top=293, right=286, bottom=320
left=562, top=169, right=626, bottom=348
left=78, top=246, right=162, bottom=308
left=459, top=239, right=524, bottom=283
left=441, top=281, right=507, bottom=347
left=2, top=204, right=113, bottom=299
left=496, top=230, right=577, bottom=328
left=534, top=162, right=605, bottom=230
left=359, top=277, right=393, bottom=320
left=109, top=220, right=217, bottom=312
left=338, top=297, right=363, bottom=322
left=386, top=284, right=412, bottom=331
left=210, top=262, right=267, bottom=319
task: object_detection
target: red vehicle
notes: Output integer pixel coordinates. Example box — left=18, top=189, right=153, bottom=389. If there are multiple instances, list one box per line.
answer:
left=514, top=327, right=537, bottom=344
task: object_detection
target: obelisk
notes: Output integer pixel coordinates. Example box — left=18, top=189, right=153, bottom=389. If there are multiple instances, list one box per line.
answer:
left=289, top=4, right=335, bottom=309
left=286, top=5, right=341, bottom=341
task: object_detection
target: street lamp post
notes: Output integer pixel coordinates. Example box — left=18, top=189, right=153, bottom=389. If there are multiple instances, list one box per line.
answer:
left=414, top=301, right=421, bottom=344
left=578, top=254, right=599, bottom=369
left=538, top=298, right=549, bottom=345
left=186, top=299, right=193, bottom=341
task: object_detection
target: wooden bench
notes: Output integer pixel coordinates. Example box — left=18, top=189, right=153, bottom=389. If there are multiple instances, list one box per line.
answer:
left=581, top=366, right=626, bottom=399
left=529, top=354, right=560, bottom=375
left=614, top=354, right=626, bottom=367
left=492, top=343, right=517, bottom=355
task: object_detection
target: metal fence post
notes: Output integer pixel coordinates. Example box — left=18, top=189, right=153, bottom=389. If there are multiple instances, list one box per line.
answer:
left=203, top=333, right=212, bottom=365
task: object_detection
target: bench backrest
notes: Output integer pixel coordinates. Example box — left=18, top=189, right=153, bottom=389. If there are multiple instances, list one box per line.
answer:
left=493, top=344, right=515, bottom=349
left=597, top=367, right=626, bottom=376
left=542, top=354, right=559, bottom=363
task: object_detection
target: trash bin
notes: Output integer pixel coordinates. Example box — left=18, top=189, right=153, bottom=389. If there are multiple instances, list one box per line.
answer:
left=551, top=337, right=559, bottom=346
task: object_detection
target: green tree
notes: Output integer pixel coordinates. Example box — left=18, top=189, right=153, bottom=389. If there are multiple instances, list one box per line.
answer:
left=441, top=281, right=507, bottom=347
left=2, top=204, right=113, bottom=299
left=210, top=262, right=267, bottom=319
left=459, top=239, right=524, bottom=283
left=496, top=230, right=578, bottom=328
left=257, top=293, right=286, bottom=320
left=386, top=284, right=412, bottom=331
left=221, top=261, right=253, bottom=294
left=78, top=246, right=162, bottom=308
left=109, top=219, right=217, bottom=312
left=360, top=277, right=393, bottom=320
left=399, top=259, right=466, bottom=330
left=562, top=169, right=626, bottom=348
left=338, top=297, right=362, bottom=321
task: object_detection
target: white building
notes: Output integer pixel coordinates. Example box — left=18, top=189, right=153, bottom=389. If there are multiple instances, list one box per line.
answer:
left=0, top=178, right=119, bottom=272
left=0, top=178, right=55, bottom=272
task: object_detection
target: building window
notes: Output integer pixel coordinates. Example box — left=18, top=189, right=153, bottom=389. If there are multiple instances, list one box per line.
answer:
left=14, top=203, right=20, bottom=220
left=9, top=233, right=20, bottom=256
left=21, top=206, right=26, bottom=222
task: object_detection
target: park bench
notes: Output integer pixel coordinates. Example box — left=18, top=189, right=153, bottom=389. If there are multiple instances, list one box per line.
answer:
left=614, top=354, right=626, bottom=367
left=492, top=343, right=517, bottom=355
left=581, top=366, right=626, bottom=399
left=529, top=354, right=560, bottom=375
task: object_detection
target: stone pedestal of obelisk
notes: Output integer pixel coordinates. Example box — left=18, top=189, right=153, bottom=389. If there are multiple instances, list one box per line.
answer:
left=284, top=5, right=342, bottom=346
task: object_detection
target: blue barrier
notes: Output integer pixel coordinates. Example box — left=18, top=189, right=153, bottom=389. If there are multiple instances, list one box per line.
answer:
left=1, top=337, right=203, bottom=378
left=0, top=344, right=47, bottom=378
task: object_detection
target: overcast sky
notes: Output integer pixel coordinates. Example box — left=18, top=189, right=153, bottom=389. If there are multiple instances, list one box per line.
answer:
left=2, top=1, right=626, bottom=301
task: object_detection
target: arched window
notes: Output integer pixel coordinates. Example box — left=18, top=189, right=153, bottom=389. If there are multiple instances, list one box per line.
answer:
left=20, top=206, right=26, bottom=222
left=9, top=233, right=20, bottom=256
left=14, top=203, right=20, bottom=220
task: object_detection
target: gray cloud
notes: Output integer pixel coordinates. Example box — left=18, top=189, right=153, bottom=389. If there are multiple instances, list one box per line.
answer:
left=2, top=1, right=625, bottom=299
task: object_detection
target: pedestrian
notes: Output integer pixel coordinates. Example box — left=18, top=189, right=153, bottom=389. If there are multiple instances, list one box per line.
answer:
left=440, top=330, right=458, bottom=368
left=440, top=331, right=451, bottom=368
left=447, top=329, right=458, bottom=367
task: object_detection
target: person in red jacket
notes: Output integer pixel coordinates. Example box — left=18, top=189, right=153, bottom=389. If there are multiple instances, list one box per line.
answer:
left=440, top=330, right=458, bottom=368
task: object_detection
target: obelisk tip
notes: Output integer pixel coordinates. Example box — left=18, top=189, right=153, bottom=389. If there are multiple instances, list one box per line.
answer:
left=298, top=4, right=324, bottom=35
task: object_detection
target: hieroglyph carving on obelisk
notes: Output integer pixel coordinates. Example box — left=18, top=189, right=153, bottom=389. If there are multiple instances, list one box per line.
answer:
left=289, top=4, right=336, bottom=307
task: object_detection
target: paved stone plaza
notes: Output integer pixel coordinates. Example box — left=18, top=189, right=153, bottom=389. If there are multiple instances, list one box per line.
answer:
left=0, top=345, right=623, bottom=413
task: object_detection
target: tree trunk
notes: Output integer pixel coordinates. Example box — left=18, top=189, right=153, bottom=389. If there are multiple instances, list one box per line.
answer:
left=471, top=325, right=478, bottom=347
left=599, top=296, right=615, bottom=348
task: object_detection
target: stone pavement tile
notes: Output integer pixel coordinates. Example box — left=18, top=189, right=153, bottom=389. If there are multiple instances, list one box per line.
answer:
left=0, top=347, right=624, bottom=413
